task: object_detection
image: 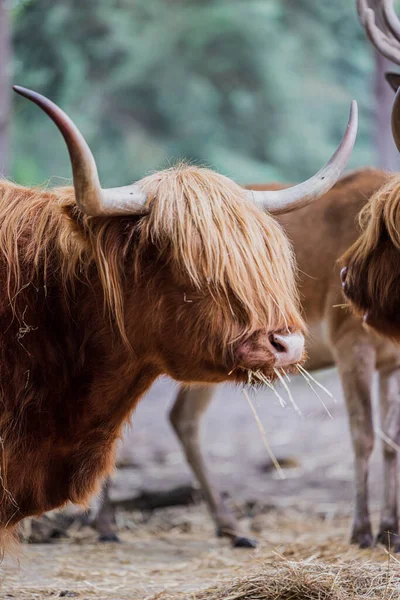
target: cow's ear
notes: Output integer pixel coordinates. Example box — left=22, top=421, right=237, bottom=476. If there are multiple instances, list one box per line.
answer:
left=385, top=72, right=400, bottom=93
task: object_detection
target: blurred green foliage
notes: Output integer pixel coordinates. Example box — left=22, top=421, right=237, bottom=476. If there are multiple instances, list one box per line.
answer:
left=11, top=0, right=375, bottom=187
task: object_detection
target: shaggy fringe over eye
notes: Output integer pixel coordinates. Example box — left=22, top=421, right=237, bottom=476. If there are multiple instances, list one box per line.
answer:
left=138, top=164, right=304, bottom=343
left=0, top=164, right=304, bottom=346
left=357, top=174, right=400, bottom=250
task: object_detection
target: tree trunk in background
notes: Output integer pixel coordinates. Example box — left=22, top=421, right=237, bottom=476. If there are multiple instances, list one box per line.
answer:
left=0, top=0, right=11, bottom=176
left=374, top=50, right=399, bottom=171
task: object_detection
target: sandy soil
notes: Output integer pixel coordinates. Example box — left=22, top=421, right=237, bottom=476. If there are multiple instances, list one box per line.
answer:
left=0, top=368, right=395, bottom=599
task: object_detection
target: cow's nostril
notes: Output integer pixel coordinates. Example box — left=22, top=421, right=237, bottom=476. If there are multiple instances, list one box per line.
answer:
left=340, top=266, right=348, bottom=287
left=268, top=333, right=287, bottom=354
left=268, top=331, right=305, bottom=367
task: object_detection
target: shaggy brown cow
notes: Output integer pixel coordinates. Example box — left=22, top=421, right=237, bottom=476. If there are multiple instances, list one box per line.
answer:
left=341, top=1, right=400, bottom=336
left=0, top=86, right=356, bottom=553
left=95, top=168, right=400, bottom=552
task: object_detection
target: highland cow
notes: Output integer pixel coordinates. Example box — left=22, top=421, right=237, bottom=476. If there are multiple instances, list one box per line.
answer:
left=0, top=86, right=357, bottom=552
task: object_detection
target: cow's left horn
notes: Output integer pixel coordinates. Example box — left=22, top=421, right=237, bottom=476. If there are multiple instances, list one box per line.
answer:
left=245, top=101, right=358, bottom=215
left=13, top=86, right=148, bottom=217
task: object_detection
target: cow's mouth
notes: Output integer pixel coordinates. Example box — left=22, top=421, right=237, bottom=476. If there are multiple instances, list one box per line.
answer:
left=227, top=362, right=303, bottom=386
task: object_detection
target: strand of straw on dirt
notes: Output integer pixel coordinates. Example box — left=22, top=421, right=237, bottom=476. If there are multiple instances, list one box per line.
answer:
left=243, top=388, right=286, bottom=480
left=296, top=367, right=333, bottom=419
left=274, top=367, right=302, bottom=416
left=297, top=364, right=337, bottom=403
left=385, top=533, right=392, bottom=598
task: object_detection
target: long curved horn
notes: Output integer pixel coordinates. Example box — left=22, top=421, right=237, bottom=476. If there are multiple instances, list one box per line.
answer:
left=356, top=0, right=400, bottom=64
left=391, top=86, right=400, bottom=151
left=13, top=86, right=147, bottom=217
left=245, top=101, right=358, bottom=215
left=382, top=0, right=400, bottom=40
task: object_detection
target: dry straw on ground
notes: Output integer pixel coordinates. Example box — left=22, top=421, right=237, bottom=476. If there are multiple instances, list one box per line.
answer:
left=163, top=556, right=400, bottom=600
left=3, top=507, right=400, bottom=599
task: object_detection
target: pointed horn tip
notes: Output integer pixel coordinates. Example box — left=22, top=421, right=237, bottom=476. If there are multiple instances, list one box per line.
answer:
left=13, top=85, right=37, bottom=101
left=350, top=100, right=358, bottom=121
left=13, top=85, right=27, bottom=94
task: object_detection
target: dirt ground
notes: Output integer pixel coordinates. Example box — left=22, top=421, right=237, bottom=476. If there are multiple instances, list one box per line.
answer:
left=1, top=368, right=399, bottom=599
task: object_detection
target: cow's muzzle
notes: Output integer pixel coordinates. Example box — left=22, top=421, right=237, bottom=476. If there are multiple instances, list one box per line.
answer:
left=236, top=330, right=305, bottom=370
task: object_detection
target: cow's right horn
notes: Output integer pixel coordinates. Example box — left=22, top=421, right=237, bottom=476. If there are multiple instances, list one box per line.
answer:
left=246, top=101, right=358, bottom=215
left=13, top=86, right=148, bottom=217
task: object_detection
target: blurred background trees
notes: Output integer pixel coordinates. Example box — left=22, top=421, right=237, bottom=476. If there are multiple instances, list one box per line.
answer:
left=2, top=0, right=399, bottom=185
left=0, top=0, right=11, bottom=175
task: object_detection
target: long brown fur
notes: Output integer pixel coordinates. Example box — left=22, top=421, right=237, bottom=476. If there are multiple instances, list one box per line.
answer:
left=0, top=163, right=304, bottom=553
left=0, top=165, right=302, bottom=346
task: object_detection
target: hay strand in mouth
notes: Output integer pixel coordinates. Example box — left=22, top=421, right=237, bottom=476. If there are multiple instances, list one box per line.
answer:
left=273, top=368, right=302, bottom=416
left=297, top=364, right=337, bottom=403
left=252, top=369, right=287, bottom=407
left=243, top=388, right=286, bottom=480
left=296, top=367, right=333, bottom=419
left=264, top=381, right=287, bottom=408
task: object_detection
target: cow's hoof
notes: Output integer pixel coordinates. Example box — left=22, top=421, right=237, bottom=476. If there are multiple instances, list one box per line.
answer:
left=51, top=529, right=69, bottom=539
left=350, top=530, right=373, bottom=549
left=232, top=536, right=257, bottom=549
left=376, top=531, right=400, bottom=552
left=98, top=533, right=121, bottom=543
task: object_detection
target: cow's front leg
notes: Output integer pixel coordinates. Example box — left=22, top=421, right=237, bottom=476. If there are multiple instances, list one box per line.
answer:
left=94, top=476, right=120, bottom=542
left=333, top=332, right=376, bottom=548
left=377, top=367, right=400, bottom=551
